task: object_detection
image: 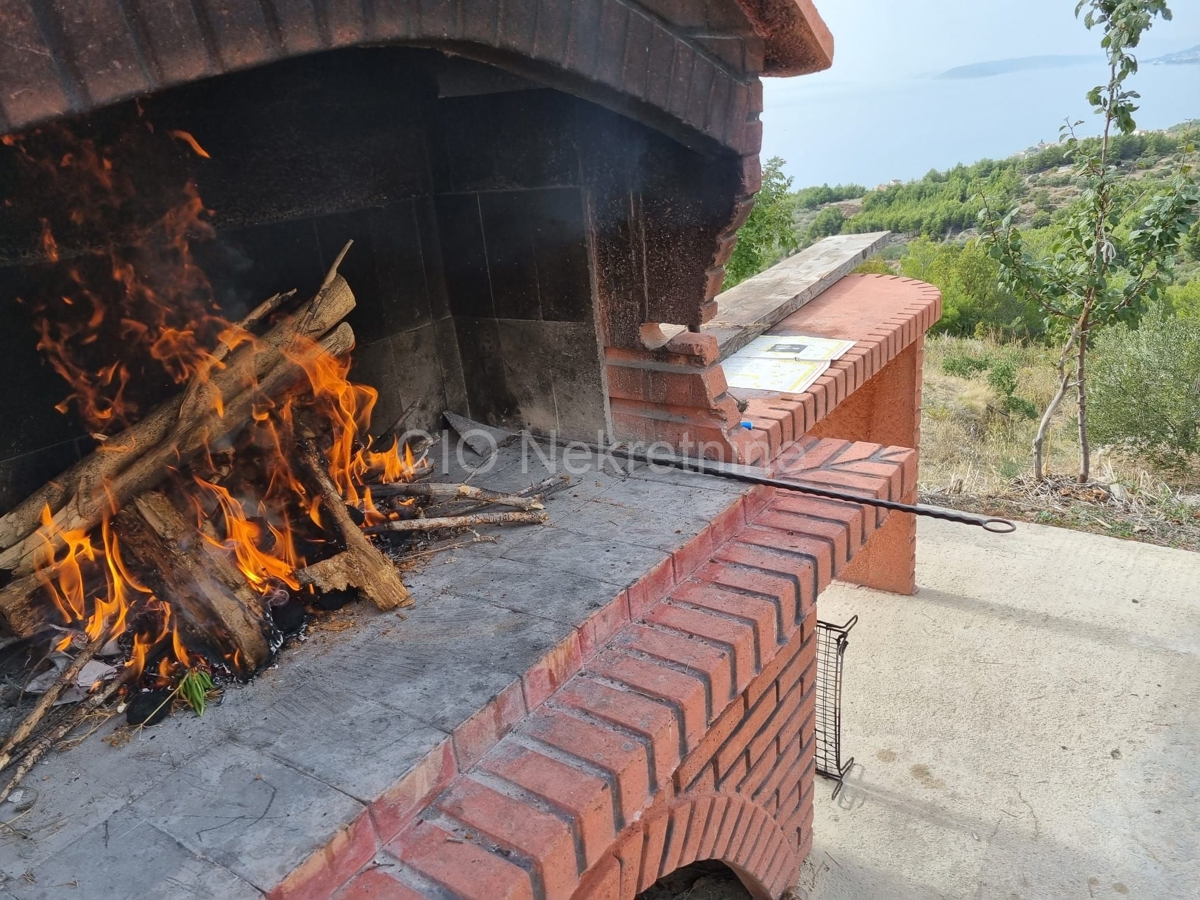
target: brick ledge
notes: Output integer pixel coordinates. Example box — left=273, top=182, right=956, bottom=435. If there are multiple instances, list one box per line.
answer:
left=314, top=437, right=915, bottom=900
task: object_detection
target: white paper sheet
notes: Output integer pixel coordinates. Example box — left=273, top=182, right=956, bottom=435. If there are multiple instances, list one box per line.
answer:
left=736, top=334, right=855, bottom=362
left=722, top=356, right=829, bottom=394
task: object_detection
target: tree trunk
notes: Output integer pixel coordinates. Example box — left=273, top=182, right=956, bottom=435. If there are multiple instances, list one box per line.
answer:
left=1033, top=328, right=1080, bottom=481
left=1076, top=316, right=1091, bottom=483
left=1033, top=365, right=1072, bottom=482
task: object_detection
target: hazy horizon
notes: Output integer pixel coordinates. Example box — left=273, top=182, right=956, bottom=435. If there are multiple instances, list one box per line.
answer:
left=763, top=0, right=1200, bottom=188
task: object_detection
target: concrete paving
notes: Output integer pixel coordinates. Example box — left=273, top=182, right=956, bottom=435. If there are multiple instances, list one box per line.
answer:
left=800, top=518, right=1200, bottom=900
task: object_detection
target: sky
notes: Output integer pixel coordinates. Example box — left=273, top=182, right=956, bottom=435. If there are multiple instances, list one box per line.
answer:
left=762, top=0, right=1200, bottom=187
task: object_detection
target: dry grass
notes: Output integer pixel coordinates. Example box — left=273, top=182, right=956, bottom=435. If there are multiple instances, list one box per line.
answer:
left=920, top=334, right=1200, bottom=551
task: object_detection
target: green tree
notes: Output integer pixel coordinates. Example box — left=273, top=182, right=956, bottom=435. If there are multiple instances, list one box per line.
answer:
left=1168, top=279, right=1200, bottom=319
left=979, top=0, right=1200, bottom=482
left=804, top=205, right=845, bottom=244
left=899, top=238, right=1043, bottom=339
left=1090, top=312, right=1200, bottom=471
left=794, top=183, right=866, bottom=210
left=1183, top=221, right=1200, bottom=260
left=724, top=157, right=798, bottom=288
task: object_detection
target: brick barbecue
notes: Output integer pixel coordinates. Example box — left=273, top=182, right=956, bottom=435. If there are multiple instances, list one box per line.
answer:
left=0, top=3, right=942, bottom=899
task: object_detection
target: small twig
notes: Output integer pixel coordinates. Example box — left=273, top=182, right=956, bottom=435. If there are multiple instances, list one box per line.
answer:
left=225, top=289, right=295, bottom=340
left=0, top=670, right=131, bottom=804
left=375, top=400, right=420, bottom=443
left=519, top=475, right=571, bottom=498
left=321, top=241, right=354, bottom=291
left=298, top=442, right=411, bottom=610
left=369, top=482, right=544, bottom=510
left=451, top=474, right=571, bottom=518
left=0, top=628, right=108, bottom=771
left=365, top=510, right=547, bottom=534
left=396, top=535, right=497, bottom=560
left=291, top=240, right=354, bottom=345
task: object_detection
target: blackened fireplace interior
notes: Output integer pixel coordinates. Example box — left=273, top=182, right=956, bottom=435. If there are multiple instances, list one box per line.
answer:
left=0, top=45, right=743, bottom=513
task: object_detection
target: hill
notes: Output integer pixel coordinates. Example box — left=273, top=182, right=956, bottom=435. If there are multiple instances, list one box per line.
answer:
left=937, top=55, right=1096, bottom=80
left=1148, top=45, right=1200, bottom=65
left=799, top=123, right=1199, bottom=242
left=784, top=121, right=1200, bottom=341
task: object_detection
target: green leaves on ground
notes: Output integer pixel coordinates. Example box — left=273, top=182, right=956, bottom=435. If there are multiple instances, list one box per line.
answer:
left=178, top=669, right=215, bottom=716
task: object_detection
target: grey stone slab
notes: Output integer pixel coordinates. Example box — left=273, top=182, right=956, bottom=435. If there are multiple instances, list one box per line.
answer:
left=286, top=633, right=520, bottom=735
left=6, top=809, right=261, bottom=900
left=705, top=232, right=889, bottom=358
left=132, top=742, right=365, bottom=893
left=369, top=590, right=575, bottom=679
left=547, top=321, right=609, bottom=441
left=495, top=320, right=561, bottom=435
left=624, top=459, right=752, bottom=496
left=550, top=500, right=710, bottom=552
left=358, top=658, right=520, bottom=735
left=443, top=556, right=619, bottom=626
left=388, top=325, right=454, bottom=439
left=593, top=473, right=743, bottom=522
left=229, top=672, right=446, bottom=803
left=0, top=706, right=229, bottom=880
left=273, top=593, right=567, bottom=733
left=501, top=526, right=670, bottom=589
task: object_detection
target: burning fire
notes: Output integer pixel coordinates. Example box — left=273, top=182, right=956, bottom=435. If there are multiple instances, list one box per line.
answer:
left=6, top=122, right=417, bottom=683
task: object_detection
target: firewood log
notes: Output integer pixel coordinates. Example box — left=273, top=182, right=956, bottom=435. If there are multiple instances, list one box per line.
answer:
left=0, top=256, right=355, bottom=565
left=0, top=324, right=355, bottom=638
left=113, top=492, right=272, bottom=673
left=297, top=443, right=412, bottom=612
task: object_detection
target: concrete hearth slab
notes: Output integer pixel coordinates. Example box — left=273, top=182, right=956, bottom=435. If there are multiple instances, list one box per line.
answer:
left=0, top=436, right=750, bottom=897
left=801, top=518, right=1200, bottom=900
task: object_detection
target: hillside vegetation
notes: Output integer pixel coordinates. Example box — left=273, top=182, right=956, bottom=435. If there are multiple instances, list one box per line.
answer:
left=727, top=120, right=1200, bottom=549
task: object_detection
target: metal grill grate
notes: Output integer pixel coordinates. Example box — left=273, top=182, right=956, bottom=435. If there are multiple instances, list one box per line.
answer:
left=815, top=616, right=858, bottom=798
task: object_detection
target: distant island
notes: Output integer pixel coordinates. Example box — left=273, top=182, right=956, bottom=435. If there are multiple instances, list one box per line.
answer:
left=1147, top=45, right=1200, bottom=66
left=937, top=55, right=1096, bottom=80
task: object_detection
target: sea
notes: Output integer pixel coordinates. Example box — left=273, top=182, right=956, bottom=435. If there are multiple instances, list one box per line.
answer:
left=761, top=61, right=1200, bottom=189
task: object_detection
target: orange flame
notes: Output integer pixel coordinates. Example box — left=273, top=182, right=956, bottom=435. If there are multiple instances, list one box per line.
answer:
left=16, top=122, right=420, bottom=686
left=193, top=478, right=301, bottom=591
left=168, top=129, right=211, bottom=159
left=286, top=336, right=416, bottom=503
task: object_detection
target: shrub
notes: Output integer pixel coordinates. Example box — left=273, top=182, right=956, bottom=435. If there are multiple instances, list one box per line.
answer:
left=1169, top=279, right=1200, bottom=321
left=899, top=237, right=1044, bottom=340
left=794, top=183, right=865, bottom=210
left=804, top=206, right=845, bottom=244
left=986, top=360, right=1038, bottom=418
left=942, top=355, right=990, bottom=378
left=1090, top=315, right=1200, bottom=473
left=853, top=255, right=892, bottom=275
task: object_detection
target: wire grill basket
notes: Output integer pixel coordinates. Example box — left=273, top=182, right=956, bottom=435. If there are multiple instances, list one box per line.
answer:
left=815, top=616, right=858, bottom=798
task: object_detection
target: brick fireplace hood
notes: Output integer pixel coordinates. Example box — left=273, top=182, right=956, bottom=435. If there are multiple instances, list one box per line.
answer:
left=0, top=1, right=832, bottom=140
left=0, top=0, right=836, bottom=474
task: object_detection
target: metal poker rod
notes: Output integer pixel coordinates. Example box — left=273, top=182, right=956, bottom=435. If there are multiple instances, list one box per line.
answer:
left=611, top=447, right=1017, bottom=534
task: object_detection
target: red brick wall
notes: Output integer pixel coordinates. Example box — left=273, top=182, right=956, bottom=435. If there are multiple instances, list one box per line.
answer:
left=327, top=439, right=915, bottom=900
left=606, top=331, right=764, bottom=463
left=0, top=0, right=773, bottom=156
